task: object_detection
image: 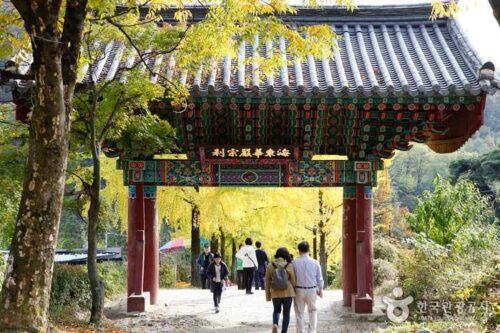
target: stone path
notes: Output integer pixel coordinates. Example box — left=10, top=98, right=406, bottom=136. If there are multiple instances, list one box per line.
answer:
left=105, top=288, right=388, bottom=333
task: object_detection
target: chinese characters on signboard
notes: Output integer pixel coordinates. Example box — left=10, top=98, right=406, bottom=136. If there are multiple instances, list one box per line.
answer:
left=209, top=147, right=292, bottom=158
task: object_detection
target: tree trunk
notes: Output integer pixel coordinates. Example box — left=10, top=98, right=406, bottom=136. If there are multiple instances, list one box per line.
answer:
left=319, top=228, right=327, bottom=286
left=0, top=45, right=68, bottom=333
left=0, top=2, right=87, bottom=330
left=0, top=1, right=87, bottom=330
left=313, top=228, right=318, bottom=260
left=190, top=204, right=200, bottom=287
left=87, top=117, right=104, bottom=325
left=318, top=190, right=328, bottom=287
left=231, top=238, right=237, bottom=280
left=219, top=227, right=226, bottom=261
left=210, top=233, right=219, bottom=254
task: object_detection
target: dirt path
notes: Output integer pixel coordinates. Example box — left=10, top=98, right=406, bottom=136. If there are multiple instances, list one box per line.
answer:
left=105, top=288, right=387, bottom=333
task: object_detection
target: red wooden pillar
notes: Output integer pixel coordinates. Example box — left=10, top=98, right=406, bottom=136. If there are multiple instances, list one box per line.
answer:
left=127, top=186, right=137, bottom=296
left=352, top=185, right=374, bottom=313
left=342, top=186, right=357, bottom=307
left=127, top=183, right=149, bottom=312
left=134, top=229, right=145, bottom=294
left=144, top=186, right=159, bottom=305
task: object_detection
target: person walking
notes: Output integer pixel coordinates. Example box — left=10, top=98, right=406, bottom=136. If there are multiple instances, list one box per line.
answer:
left=207, top=253, right=229, bottom=313
left=236, top=244, right=245, bottom=290
left=197, top=243, right=214, bottom=289
left=293, top=241, right=323, bottom=333
left=236, top=237, right=258, bottom=294
left=254, top=241, right=269, bottom=290
left=265, top=247, right=296, bottom=333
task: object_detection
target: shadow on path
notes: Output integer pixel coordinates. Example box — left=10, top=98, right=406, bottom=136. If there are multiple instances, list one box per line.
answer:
left=105, top=288, right=387, bottom=333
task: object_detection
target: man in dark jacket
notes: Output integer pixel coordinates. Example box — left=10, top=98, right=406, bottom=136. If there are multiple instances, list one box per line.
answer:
left=197, top=243, right=214, bottom=289
left=254, top=241, right=269, bottom=290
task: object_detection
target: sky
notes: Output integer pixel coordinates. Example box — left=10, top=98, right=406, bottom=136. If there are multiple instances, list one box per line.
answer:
left=454, top=0, right=500, bottom=67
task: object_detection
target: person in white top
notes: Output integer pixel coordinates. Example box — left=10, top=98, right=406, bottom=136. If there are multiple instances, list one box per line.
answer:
left=235, top=237, right=258, bottom=294
left=292, top=241, right=323, bottom=333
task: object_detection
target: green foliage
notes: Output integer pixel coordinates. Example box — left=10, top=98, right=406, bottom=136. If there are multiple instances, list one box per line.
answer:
left=49, top=262, right=127, bottom=318
left=159, top=264, right=176, bottom=288
left=109, top=111, right=177, bottom=159
left=50, top=265, right=92, bottom=314
left=389, top=145, right=459, bottom=210
left=405, top=177, right=493, bottom=245
left=449, top=147, right=500, bottom=187
left=57, top=211, right=86, bottom=250
left=329, top=262, right=342, bottom=289
left=373, top=238, right=400, bottom=264
left=400, top=221, right=499, bottom=328
left=449, top=147, right=500, bottom=218
left=98, top=262, right=127, bottom=298
left=0, top=107, right=28, bottom=248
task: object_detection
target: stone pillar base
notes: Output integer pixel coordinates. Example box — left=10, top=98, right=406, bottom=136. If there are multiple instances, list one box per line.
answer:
left=127, top=292, right=150, bottom=312
left=351, top=294, right=373, bottom=314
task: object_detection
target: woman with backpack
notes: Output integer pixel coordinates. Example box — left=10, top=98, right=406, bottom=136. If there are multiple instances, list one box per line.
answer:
left=265, top=247, right=296, bottom=333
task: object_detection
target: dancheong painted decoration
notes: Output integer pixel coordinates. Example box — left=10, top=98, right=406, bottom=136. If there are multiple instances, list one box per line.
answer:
left=8, top=3, right=497, bottom=315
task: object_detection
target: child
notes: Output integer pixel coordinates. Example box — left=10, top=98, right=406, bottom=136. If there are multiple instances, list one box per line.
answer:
left=206, top=253, right=229, bottom=313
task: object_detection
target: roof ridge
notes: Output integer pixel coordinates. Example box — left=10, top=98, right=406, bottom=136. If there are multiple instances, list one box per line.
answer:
left=447, top=19, right=483, bottom=71
left=131, top=3, right=440, bottom=23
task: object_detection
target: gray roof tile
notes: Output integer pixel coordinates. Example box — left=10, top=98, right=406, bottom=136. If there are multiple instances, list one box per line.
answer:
left=80, top=6, right=497, bottom=98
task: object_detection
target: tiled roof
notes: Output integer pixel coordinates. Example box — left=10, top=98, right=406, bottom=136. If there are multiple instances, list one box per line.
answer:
left=82, top=4, right=498, bottom=98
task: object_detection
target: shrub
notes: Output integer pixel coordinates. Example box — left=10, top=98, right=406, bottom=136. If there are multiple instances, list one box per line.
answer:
left=405, top=177, right=493, bottom=245
left=98, top=261, right=127, bottom=299
left=373, top=238, right=400, bottom=264
left=329, top=261, right=342, bottom=289
left=50, top=264, right=91, bottom=314
left=177, top=264, right=191, bottom=282
left=159, top=264, right=176, bottom=288
left=399, top=222, right=500, bottom=330
left=373, top=258, right=398, bottom=288
left=50, top=262, right=127, bottom=319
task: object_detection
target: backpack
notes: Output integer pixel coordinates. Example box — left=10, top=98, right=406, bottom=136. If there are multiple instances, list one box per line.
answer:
left=271, top=262, right=290, bottom=290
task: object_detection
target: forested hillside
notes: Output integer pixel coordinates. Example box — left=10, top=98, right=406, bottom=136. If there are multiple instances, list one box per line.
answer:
left=390, top=95, right=500, bottom=211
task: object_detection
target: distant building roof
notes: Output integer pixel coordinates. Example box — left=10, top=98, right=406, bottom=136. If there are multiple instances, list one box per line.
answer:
left=1, top=248, right=123, bottom=265
left=54, top=248, right=123, bottom=264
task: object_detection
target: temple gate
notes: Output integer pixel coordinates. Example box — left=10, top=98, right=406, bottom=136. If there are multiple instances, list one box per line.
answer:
left=7, top=3, right=497, bottom=314
left=109, top=4, right=497, bottom=313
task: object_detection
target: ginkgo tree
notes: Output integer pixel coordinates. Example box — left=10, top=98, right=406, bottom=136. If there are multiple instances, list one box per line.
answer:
left=157, top=186, right=345, bottom=285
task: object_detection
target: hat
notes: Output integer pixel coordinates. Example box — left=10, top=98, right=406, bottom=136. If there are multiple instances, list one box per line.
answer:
left=213, top=253, right=221, bottom=259
left=204, top=243, right=210, bottom=248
